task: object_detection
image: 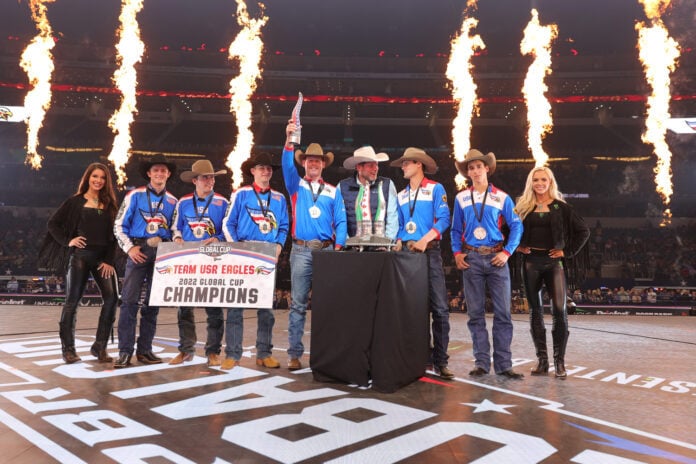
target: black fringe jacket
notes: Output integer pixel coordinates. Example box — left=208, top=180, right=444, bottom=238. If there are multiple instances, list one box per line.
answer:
left=37, top=195, right=117, bottom=273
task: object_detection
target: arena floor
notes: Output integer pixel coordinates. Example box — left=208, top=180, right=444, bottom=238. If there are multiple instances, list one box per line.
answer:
left=0, top=305, right=694, bottom=463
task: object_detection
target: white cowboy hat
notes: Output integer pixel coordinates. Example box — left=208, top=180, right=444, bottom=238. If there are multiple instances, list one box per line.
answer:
left=342, top=146, right=390, bottom=170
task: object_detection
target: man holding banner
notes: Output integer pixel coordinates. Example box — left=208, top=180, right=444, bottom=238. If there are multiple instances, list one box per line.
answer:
left=113, top=154, right=178, bottom=368
left=222, top=152, right=289, bottom=370
left=169, top=160, right=229, bottom=367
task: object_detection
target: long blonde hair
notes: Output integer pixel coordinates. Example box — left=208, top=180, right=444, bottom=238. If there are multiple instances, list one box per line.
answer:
left=514, top=166, right=565, bottom=220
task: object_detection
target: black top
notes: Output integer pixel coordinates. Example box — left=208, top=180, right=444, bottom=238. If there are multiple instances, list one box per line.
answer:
left=78, top=207, right=112, bottom=249
left=526, top=212, right=554, bottom=249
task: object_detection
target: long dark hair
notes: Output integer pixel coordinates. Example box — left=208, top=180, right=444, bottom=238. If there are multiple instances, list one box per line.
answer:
left=76, top=163, right=118, bottom=221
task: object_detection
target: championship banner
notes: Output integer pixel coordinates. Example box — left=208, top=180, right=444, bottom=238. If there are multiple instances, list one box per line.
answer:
left=149, top=241, right=277, bottom=308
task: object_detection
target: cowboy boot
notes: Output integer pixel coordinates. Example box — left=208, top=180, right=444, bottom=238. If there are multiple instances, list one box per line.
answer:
left=552, top=329, right=569, bottom=378
left=59, top=310, right=81, bottom=364
left=91, top=303, right=116, bottom=363
left=530, top=326, right=549, bottom=375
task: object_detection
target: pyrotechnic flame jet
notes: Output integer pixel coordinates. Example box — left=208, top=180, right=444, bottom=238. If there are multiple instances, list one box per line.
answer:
left=19, top=0, right=56, bottom=170
left=636, top=0, right=680, bottom=225
left=226, top=0, right=268, bottom=189
left=446, top=1, right=485, bottom=189
left=520, top=9, right=557, bottom=168
left=108, top=0, right=145, bottom=186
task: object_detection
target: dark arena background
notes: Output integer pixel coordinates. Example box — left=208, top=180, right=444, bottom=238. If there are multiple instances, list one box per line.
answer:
left=0, top=0, right=695, bottom=462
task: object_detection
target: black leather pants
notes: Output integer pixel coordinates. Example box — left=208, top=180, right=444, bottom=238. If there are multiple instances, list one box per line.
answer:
left=59, top=248, right=118, bottom=353
left=523, top=251, right=569, bottom=363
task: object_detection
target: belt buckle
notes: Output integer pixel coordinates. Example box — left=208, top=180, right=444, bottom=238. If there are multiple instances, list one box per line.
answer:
left=479, top=246, right=493, bottom=255
left=307, top=239, right=323, bottom=250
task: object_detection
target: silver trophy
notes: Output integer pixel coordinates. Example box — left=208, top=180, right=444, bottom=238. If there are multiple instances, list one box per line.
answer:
left=288, top=92, right=303, bottom=145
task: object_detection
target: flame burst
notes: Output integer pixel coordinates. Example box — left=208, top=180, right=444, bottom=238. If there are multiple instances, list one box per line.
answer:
left=108, top=0, right=145, bottom=186
left=446, top=11, right=485, bottom=189
left=227, top=1, right=268, bottom=189
left=19, top=0, right=56, bottom=170
left=520, top=9, right=558, bottom=168
left=636, top=0, right=680, bottom=223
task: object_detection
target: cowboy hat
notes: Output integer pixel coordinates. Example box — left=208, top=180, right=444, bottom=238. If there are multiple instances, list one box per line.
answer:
left=295, top=143, right=334, bottom=167
left=140, top=153, right=176, bottom=180
left=389, top=147, right=438, bottom=174
left=241, top=152, right=277, bottom=177
left=180, top=159, right=227, bottom=182
left=455, top=149, right=496, bottom=176
left=343, top=146, right=390, bottom=170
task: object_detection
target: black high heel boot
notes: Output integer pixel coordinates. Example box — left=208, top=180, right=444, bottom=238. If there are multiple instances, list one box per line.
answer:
left=553, top=329, right=569, bottom=378
left=59, top=310, right=81, bottom=364
left=530, top=327, right=549, bottom=375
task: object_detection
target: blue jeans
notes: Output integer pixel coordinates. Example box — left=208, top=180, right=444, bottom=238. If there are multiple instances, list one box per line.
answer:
left=177, top=307, right=224, bottom=355
left=287, top=243, right=332, bottom=359
left=461, top=251, right=514, bottom=373
left=424, top=246, right=451, bottom=367
left=225, top=307, right=275, bottom=360
left=204, top=308, right=224, bottom=355
left=117, top=244, right=159, bottom=356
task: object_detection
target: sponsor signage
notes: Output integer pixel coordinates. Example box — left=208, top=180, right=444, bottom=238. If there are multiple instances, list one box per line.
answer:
left=0, top=296, right=103, bottom=306
left=149, top=241, right=277, bottom=308
left=0, top=105, right=27, bottom=123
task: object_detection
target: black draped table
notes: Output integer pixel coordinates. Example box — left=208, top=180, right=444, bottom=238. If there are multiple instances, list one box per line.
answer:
left=309, top=251, right=429, bottom=392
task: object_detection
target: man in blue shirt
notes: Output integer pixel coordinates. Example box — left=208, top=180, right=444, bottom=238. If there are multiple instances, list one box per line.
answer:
left=169, top=159, right=229, bottom=367
left=113, top=154, right=178, bottom=368
left=390, top=147, right=453, bottom=380
left=222, top=152, right=289, bottom=370
left=282, top=122, right=347, bottom=370
left=451, top=149, right=524, bottom=379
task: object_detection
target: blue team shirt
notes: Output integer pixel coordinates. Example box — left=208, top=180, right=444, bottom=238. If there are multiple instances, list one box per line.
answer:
left=223, top=183, right=289, bottom=245
left=281, top=146, right=347, bottom=246
left=450, top=184, right=523, bottom=256
left=395, top=178, right=450, bottom=241
left=171, top=191, right=229, bottom=242
left=114, top=185, right=178, bottom=252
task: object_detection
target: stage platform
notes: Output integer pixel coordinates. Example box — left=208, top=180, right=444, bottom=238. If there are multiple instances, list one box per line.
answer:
left=0, top=305, right=694, bottom=463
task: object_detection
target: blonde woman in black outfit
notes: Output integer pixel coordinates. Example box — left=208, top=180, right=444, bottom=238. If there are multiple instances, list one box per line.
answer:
left=39, top=163, right=119, bottom=364
left=515, top=167, right=589, bottom=378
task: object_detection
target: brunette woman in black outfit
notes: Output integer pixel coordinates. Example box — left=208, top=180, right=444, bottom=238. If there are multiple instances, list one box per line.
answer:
left=39, top=163, right=119, bottom=364
left=515, top=167, right=589, bottom=378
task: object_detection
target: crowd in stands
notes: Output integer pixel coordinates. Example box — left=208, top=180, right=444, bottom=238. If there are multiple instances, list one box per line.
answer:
left=2, top=151, right=696, bottom=305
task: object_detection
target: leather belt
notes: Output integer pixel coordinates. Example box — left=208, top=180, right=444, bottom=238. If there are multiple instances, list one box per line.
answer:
left=463, top=243, right=503, bottom=255
left=406, top=239, right=440, bottom=251
left=293, top=239, right=333, bottom=250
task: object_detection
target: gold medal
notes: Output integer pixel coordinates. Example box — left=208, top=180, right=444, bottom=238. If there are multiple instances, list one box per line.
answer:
left=405, top=221, right=417, bottom=234
left=259, top=220, right=271, bottom=234
left=193, top=227, right=205, bottom=239
left=474, top=226, right=487, bottom=240
left=146, top=222, right=159, bottom=234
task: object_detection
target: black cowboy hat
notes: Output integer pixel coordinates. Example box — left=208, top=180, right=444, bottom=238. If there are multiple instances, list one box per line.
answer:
left=139, top=153, right=177, bottom=180
left=241, top=152, right=278, bottom=177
